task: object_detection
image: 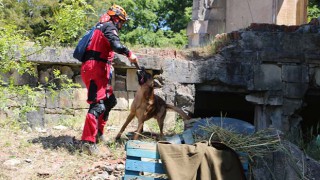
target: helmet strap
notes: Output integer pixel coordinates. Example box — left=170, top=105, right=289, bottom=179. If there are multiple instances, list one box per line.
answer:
left=111, top=16, right=122, bottom=30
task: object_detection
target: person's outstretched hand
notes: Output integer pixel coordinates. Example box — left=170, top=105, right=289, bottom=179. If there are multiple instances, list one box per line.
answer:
left=128, top=52, right=138, bottom=63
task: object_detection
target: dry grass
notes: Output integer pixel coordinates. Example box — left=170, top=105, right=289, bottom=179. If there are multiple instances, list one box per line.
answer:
left=183, top=33, right=231, bottom=59
left=0, top=118, right=127, bottom=180
left=194, top=121, right=283, bottom=161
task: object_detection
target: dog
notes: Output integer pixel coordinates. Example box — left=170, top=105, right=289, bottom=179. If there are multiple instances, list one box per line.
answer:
left=115, top=68, right=191, bottom=140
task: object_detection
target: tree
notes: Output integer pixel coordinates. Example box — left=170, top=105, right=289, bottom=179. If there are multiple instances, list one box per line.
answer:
left=42, top=0, right=95, bottom=46
left=0, top=0, right=192, bottom=48
left=308, top=0, right=320, bottom=22
left=157, top=0, right=192, bottom=32
left=0, top=0, right=80, bottom=126
left=104, top=0, right=191, bottom=48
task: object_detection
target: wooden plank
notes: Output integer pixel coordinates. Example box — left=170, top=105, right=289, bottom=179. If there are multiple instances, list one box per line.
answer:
left=125, top=156, right=141, bottom=177
left=123, top=174, right=168, bottom=180
left=126, top=148, right=160, bottom=159
left=124, top=169, right=140, bottom=177
left=125, top=159, right=166, bottom=174
left=126, top=140, right=157, bottom=151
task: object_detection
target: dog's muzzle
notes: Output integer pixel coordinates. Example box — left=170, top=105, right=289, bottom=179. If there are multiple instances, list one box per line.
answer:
left=136, top=67, right=150, bottom=85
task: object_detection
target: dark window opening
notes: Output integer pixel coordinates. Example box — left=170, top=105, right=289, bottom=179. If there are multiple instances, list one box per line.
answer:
left=194, top=91, right=254, bottom=125
left=299, top=90, right=320, bottom=142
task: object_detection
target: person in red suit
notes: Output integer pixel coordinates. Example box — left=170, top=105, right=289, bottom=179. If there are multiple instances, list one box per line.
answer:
left=81, top=4, right=138, bottom=155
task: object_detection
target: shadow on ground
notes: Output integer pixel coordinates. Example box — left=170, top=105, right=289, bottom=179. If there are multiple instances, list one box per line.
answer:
left=123, top=131, right=162, bottom=141
left=29, top=135, right=82, bottom=154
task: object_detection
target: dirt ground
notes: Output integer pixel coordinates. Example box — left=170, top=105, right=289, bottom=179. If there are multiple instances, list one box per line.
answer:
left=0, top=124, right=134, bottom=180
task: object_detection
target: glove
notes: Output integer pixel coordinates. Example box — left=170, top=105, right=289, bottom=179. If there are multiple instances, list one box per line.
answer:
left=128, top=52, right=138, bottom=63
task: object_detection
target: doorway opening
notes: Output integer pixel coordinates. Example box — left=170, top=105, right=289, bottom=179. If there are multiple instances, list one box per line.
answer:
left=194, top=91, right=255, bottom=125
left=299, top=90, right=320, bottom=142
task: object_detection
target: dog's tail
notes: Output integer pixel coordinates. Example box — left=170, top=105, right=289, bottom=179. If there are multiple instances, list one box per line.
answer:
left=166, top=104, right=191, bottom=120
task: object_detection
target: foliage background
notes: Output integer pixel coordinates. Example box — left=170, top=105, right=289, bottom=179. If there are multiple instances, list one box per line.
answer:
left=0, top=0, right=192, bottom=48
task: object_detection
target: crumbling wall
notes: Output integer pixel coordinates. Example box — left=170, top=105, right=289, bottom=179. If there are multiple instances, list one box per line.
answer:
left=0, top=48, right=193, bottom=134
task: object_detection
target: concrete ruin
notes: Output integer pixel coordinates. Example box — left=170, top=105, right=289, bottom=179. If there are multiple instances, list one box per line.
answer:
left=187, top=0, right=308, bottom=47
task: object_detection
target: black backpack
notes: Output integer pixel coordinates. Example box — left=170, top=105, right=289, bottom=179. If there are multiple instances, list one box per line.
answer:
left=73, top=25, right=96, bottom=62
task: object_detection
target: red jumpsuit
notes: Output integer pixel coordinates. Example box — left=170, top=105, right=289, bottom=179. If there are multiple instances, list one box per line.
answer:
left=81, top=15, right=132, bottom=143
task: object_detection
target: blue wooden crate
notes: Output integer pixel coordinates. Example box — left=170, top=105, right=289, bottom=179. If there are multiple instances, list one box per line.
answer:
left=123, top=140, right=249, bottom=180
left=123, top=140, right=168, bottom=180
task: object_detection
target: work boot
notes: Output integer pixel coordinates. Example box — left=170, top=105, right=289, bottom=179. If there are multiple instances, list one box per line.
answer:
left=81, top=141, right=99, bottom=156
left=96, top=131, right=107, bottom=144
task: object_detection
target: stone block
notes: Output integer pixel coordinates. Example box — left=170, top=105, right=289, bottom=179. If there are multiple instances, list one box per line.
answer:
left=207, top=20, right=226, bottom=35
left=162, top=59, right=198, bottom=83
left=3, top=91, right=27, bottom=107
left=269, top=107, right=283, bottom=130
left=73, top=88, right=88, bottom=109
left=114, top=81, right=126, bottom=91
left=114, top=75, right=126, bottom=91
left=26, top=108, right=45, bottom=128
left=246, top=92, right=283, bottom=105
left=254, top=64, right=282, bottom=90
left=60, top=66, right=74, bottom=79
left=39, top=70, right=50, bottom=84
left=284, top=83, right=308, bottom=99
left=113, top=91, right=129, bottom=110
left=33, top=90, right=46, bottom=108
left=126, top=69, right=139, bottom=91
left=282, top=65, right=308, bottom=83
left=192, top=0, right=200, bottom=10
left=283, top=98, right=303, bottom=116
left=189, top=20, right=209, bottom=34
left=59, top=90, right=74, bottom=108
left=277, top=0, right=307, bottom=25
left=189, top=33, right=211, bottom=47
left=46, top=91, right=59, bottom=108
left=192, top=9, right=205, bottom=20
left=11, top=69, right=38, bottom=86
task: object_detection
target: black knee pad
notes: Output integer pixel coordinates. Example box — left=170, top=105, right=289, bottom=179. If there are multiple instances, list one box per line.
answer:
left=105, top=94, right=117, bottom=109
left=88, top=101, right=106, bottom=118
left=103, top=94, right=117, bottom=120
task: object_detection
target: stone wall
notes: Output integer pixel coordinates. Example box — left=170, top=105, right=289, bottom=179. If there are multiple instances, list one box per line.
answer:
left=0, top=48, right=193, bottom=134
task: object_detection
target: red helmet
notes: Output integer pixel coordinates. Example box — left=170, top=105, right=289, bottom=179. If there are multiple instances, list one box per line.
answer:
left=107, top=4, right=128, bottom=21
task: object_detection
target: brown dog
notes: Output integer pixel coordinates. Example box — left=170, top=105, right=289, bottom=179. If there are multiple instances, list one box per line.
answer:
left=115, top=68, right=191, bottom=140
